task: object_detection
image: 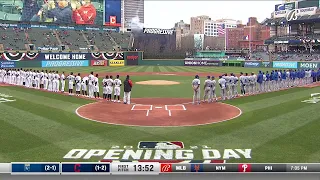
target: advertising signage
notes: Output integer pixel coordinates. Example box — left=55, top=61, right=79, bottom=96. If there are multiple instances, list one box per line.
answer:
left=184, top=60, right=221, bottom=66
left=41, top=60, right=89, bottom=67
left=273, top=61, right=297, bottom=68
left=104, top=0, right=121, bottom=27
left=244, top=61, right=261, bottom=68
left=125, top=52, right=140, bottom=66
left=298, top=62, right=320, bottom=69
left=0, top=52, right=125, bottom=61
left=275, top=2, right=296, bottom=11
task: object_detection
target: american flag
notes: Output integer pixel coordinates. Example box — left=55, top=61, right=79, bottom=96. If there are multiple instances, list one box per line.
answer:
left=217, top=24, right=225, bottom=37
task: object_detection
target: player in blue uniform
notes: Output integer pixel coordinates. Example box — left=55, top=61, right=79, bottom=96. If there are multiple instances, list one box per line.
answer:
left=281, top=70, right=286, bottom=89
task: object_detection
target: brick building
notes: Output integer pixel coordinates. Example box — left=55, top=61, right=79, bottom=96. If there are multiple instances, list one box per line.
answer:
left=226, top=17, right=270, bottom=50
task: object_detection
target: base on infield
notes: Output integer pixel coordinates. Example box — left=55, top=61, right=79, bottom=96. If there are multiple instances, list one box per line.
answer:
left=76, top=98, right=242, bottom=127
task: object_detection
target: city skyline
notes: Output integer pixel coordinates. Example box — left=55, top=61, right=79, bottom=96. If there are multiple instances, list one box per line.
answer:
left=143, top=1, right=282, bottom=28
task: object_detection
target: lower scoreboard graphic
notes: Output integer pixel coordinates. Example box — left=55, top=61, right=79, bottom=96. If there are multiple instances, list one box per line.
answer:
left=0, top=162, right=320, bottom=174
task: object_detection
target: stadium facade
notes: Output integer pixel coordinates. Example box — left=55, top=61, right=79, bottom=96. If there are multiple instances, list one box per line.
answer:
left=264, top=0, right=320, bottom=53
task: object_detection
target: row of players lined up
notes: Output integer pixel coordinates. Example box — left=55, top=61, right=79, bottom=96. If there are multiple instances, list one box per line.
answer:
left=0, top=69, right=134, bottom=103
left=192, top=69, right=318, bottom=104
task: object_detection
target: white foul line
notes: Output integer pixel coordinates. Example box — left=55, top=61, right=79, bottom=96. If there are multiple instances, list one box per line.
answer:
left=182, top=105, right=186, bottom=110
left=131, top=105, right=136, bottom=110
left=168, top=110, right=171, bottom=116
left=146, top=110, right=149, bottom=116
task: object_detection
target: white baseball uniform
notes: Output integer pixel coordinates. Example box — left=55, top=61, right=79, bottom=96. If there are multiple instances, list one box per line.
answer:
left=81, top=76, right=88, bottom=92
left=44, top=72, right=48, bottom=89
left=102, top=78, right=108, bottom=94
left=75, top=75, right=81, bottom=92
left=88, top=74, right=95, bottom=98
left=113, top=78, right=122, bottom=96
left=60, top=74, right=65, bottom=92
left=106, top=78, right=114, bottom=94
left=94, top=77, right=99, bottom=93
left=67, top=75, right=75, bottom=90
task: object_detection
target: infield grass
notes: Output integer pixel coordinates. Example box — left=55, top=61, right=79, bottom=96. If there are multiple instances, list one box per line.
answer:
left=0, top=66, right=320, bottom=163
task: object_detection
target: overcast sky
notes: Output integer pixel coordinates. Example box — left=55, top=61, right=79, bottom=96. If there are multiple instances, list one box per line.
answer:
left=143, top=1, right=282, bottom=28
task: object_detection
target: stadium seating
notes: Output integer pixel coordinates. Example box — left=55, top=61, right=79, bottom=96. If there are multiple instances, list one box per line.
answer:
left=25, top=28, right=60, bottom=50
left=0, top=27, right=28, bottom=50
left=83, top=31, right=115, bottom=51
left=0, top=27, right=132, bottom=52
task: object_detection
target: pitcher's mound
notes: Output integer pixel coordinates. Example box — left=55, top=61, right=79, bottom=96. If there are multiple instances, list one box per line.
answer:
left=136, top=80, right=180, bottom=85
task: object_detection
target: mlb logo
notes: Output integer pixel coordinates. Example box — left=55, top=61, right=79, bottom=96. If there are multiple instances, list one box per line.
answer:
left=138, top=141, right=184, bottom=149
left=24, top=164, right=30, bottom=172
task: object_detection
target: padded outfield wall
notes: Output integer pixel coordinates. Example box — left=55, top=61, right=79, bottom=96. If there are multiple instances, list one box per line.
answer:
left=0, top=51, right=318, bottom=69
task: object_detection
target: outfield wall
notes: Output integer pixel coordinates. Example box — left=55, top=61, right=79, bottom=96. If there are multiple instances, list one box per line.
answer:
left=0, top=51, right=319, bottom=69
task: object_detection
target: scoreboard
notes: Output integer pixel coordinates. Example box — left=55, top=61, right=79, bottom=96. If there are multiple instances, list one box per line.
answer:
left=0, top=162, right=320, bottom=175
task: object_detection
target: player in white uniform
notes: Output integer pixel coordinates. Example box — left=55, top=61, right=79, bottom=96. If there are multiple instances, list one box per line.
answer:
left=75, top=73, right=82, bottom=96
left=32, top=70, right=37, bottom=88
left=39, top=70, right=44, bottom=89
left=35, top=70, right=41, bottom=89
left=12, top=69, right=16, bottom=85
left=54, top=71, right=60, bottom=92
left=16, top=69, right=21, bottom=85
left=93, top=74, right=100, bottom=98
left=191, top=75, right=201, bottom=105
left=47, top=71, right=52, bottom=91
left=88, top=72, right=95, bottom=98
left=0, top=68, right=3, bottom=83
left=67, top=72, right=75, bottom=95
left=107, top=75, right=114, bottom=101
left=210, top=76, right=217, bottom=102
left=113, top=75, right=122, bottom=103
left=44, top=70, right=48, bottom=90
left=102, top=75, right=108, bottom=100
left=81, top=76, right=88, bottom=96
left=203, top=76, right=212, bottom=103
left=60, top=72, right=65, bottom=92
left=8, top=69, right=12, bottom=84
left=218, top=75, right=227, bottom=101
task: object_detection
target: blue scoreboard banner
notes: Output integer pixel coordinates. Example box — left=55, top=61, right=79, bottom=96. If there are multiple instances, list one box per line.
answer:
left=104, top=0, right=122, bottom=27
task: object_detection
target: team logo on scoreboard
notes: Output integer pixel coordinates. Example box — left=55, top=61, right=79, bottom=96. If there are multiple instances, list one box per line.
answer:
left=138, top=141, right=184, bottom=149
left=160, top=164, right=172, bottom=172
left=238, top=164, right=251, bottom=172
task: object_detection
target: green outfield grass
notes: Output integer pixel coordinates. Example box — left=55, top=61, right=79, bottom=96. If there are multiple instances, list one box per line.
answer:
left=1, top=66, right=320, bottom=163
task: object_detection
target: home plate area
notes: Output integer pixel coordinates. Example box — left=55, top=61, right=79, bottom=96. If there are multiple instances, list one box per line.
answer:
left=76, top=98, right=242, bottom=127
left=131, top=104, right=186, bottom=117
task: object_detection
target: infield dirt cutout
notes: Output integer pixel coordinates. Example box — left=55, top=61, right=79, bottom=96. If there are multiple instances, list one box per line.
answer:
left=136, top=80, right=180, bottom=85
left=76, top=98, right=242, bottom=127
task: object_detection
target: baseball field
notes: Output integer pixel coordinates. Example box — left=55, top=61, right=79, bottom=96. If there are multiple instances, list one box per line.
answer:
left=0, top=66, right=320, bottom=163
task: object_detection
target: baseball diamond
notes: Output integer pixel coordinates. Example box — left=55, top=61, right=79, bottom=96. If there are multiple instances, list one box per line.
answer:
left=1, top=66, right=320, bottom=163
